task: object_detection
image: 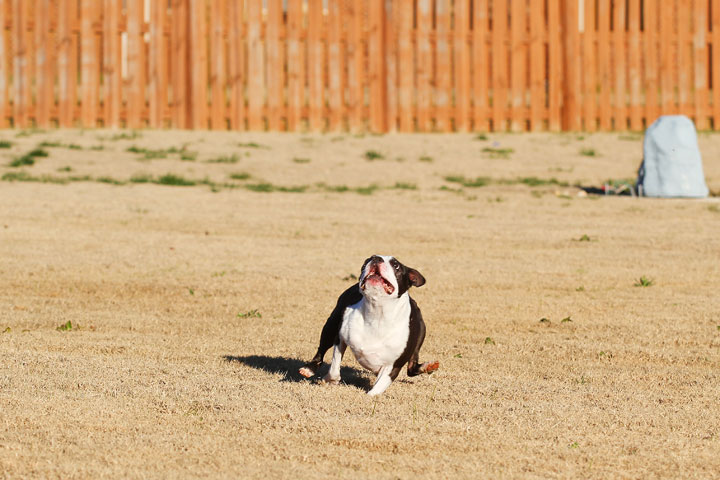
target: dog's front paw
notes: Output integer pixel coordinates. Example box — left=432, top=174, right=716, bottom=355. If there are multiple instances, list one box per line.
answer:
left=298, top=367, right=315, bottom=378
left=320, top=374, right=340, bottom=385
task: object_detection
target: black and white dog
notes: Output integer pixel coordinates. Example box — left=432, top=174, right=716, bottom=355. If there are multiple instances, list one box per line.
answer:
left=299, top=255, right=438, bottom=396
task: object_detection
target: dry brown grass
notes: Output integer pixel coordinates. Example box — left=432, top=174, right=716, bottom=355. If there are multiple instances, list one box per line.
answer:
left=1, top=130, right=719, bottom=479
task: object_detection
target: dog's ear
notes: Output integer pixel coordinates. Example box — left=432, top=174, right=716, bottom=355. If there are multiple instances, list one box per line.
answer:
left=407, top=268, right=425, bottom=288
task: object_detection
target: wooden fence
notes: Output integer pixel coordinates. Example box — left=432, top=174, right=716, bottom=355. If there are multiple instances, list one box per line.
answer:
left=1, top=0, right=719, bottom=132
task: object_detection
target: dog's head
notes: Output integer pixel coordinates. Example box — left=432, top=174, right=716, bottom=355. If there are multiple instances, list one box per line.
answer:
left=358, top=255, right=425, bottom=300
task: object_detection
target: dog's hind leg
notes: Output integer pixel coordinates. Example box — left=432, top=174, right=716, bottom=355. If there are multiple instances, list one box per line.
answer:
left=405, top=299, right=439, bottom=377
left=299, top=284, right=361, bottom=378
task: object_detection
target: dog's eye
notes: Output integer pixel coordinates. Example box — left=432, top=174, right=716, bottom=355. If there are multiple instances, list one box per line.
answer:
left=393, top=264, right=400, bottom=271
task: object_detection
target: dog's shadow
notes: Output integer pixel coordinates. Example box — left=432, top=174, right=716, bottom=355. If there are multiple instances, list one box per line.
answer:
left=223, top=355, right=372, bottom=390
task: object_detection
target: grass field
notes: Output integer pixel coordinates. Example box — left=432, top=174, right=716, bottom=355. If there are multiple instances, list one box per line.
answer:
left=1, top=129, right=719, bottom=478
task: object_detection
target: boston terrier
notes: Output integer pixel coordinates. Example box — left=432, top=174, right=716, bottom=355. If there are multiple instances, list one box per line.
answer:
left=299, top=255, right=438, bottom=396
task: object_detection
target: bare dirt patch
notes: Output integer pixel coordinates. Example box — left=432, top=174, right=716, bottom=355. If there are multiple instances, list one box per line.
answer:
left=1, top=130, right=719, bottom=478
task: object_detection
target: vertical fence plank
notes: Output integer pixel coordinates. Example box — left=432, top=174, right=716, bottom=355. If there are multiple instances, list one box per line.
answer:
left=308, top=0, right=324, bottom=131
left=562, top=0, right=580, bottom=130
left=472, top=0, right=488, bottom=131
left=491, top=0, right=506, bottom=131
left=210, top=0, right=226, bottom=129
left=436, top=0, right=451, bottom=131
left=454, top=0, right=470, bottom=131
left=247, top=0, right=263, bottom=129
left=57, top=0, right=73, bottom=127
left=286, top=0, right=303, bottom=130
left=612, top=0, right=626, bottom=130
left=328, top=0, right=344, bottom=131
left=103, top=0, right=121, bottom=127
left=548, top=0, right=562, bottom=131
left=171, top=0, right=188, bottom=128
left=583, top=0, right=597, bottom=131
left=127, top=0, right=144, bottom=128
left=266, top=0, right=283, bottom=130
left=12, top=0, right=28, bottom=127
left=384, top=0, right=398, bottom=131
left=347, top=0, right=365, bottom=132
left=693, top=0, right=708, bottom=129
left=644, top=0, right=658, bottom=126
left=398, top=0, right=413, bottom=131
left=190, top=0, right=208, bottom=129
left=417, top=0, right=432, bottom=131
left=660, top=0, right=675, bottom=114
left=713, top=0, right=720, bottom=128
left=369, top=0, right=386, bottom=132
left=149, top=0, right=167, bottom=128
left=628, top=0, right=641, bottom=130
left=35, top=0, right=52, bottom=127
left=0, top=0, right=7, bottom=128
left=228, top=0, right=245, bottom=130
left=509, top=0, right=525, bottom=131
left=528, top=0, right=543, bottom=131
left=678, top=0, right=690, bottom=115
left=597, top=0, right=611, bottom=129
left=81, top=0, right=99, bottom=127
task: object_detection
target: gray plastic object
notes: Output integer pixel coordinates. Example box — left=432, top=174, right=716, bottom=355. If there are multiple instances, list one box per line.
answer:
left=638, top=115, right=709, bottom=198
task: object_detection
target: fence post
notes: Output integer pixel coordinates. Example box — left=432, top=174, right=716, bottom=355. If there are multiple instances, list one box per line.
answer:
left=562, top=0, right=580, bottom=130
left=369, top=0, right=386, bottom=133
left=308, top=0, right=324, bottom=131
left=12, top=0, right=28, bottom=128
left=0, top=0, right=6, bottom=128
left=150, top=0, right=167, bottom=128
left=81, top=0, right=99, bottom=127
left=190, top=0, right=208, bottom=129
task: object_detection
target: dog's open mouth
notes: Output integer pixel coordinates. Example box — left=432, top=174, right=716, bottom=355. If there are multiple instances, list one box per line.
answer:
left=360, top=265, right=395, bottom=294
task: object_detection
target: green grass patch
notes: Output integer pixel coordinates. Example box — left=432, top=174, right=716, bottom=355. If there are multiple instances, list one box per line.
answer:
left=96, top=176, right=126, bottom=185
left=180, top=151, right=197, bottom=161
left=2, top=171, right=70, bottom=184
left=107, top=131, right=142, bottom=141
left=354, top=185, right=379, bottom=195
left=156, top=174, right=196, bottom=186
left=56, top=320, right=74, bottom=331
left=57, top=166, right=72, bottom=172
left=126, top=145, right=180, bottom=160
left=206, top=154, right=240, bottom=164
left=293, top=157, right=311, bottom=164
left=419, top=155, right=434, bottom=162
left=392, top=182, right=417, bottom=190
left=90, top=145, right=105, bottom=151
left=481, top=147, right=514, bottom=159
left=364, top=150, right=384, bottom=161
left=129, top=174, right=152, bottom=184
left=580, top=148, right=597, bottom=157
left=444, top=175, right=491, bottom=188
left=318, top=183, right=350, bottom=193
left=0, top=140, right=13, bottom=148
left=513, top=177, right=569, bottom=187
left=475, top=133, right=489, bottom=141
left=634, top=276, right=654, bottom=287
left=28, top=148, right=49, bottom=158
left=9, top=155, right=36, bottom=167
left=237, top=309, right=262, bottom=318
left=229, top=172, right=251, bottom=181
left=237, top=142, right=268, bottom=149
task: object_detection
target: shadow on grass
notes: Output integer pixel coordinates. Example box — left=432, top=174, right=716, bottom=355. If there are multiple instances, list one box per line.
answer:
left=223, top=354, right=371, bottom=390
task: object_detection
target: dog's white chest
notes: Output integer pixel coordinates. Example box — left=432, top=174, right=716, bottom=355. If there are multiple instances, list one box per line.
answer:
left=339, top=298, right=410, bottom=373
